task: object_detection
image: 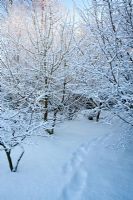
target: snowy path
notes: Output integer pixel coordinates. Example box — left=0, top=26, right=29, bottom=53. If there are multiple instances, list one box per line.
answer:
left=0, top=119, right=133, bottom=200
left=60, top=121, right=133, bottom=200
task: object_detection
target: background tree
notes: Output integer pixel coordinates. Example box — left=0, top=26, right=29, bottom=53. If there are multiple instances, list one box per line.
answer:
left=78, top=0, right=133, bottom=125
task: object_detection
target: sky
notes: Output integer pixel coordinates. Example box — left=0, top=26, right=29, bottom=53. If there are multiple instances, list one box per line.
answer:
left=63, top=0, right=73, bottom=8
left=62, top=0, right=83, bottom=22
left=63, top=0, right=82, bottom=9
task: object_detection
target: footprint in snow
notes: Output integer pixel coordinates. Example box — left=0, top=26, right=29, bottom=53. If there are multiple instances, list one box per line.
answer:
left=60, top=168, right=87, bottom=200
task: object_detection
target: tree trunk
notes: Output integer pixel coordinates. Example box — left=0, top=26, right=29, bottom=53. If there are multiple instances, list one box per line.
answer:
left=13, top=148, right=24, bottom=172
left=96, top=110, right=101, bottom=122
left=46, top=109, right=58, bottom=135
left=51, top=109, right=58, bottom=134
left=44, top=77, right=48, bottom=121
left=44, top=96, right=48, bottom=121
left=5, top=150, right=14, bottom=172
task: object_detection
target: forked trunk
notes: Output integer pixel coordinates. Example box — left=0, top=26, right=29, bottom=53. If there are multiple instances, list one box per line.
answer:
left=5, top=150, right=13, bottom=172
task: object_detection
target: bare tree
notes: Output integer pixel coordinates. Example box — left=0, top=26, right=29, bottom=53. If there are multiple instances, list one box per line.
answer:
left=78, top=0, right=133, bottom=125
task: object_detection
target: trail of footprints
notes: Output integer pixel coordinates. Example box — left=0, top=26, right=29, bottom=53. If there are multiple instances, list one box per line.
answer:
left=60, top=132, right=111, bottom=200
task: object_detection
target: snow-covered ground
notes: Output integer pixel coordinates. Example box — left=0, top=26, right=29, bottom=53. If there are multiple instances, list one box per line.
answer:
left=0, top=116, right=133, bottom=200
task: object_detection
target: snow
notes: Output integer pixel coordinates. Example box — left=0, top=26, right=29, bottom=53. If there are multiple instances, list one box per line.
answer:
left=60, top=121, right=133, bottom=200
left=0, top=0, right=132, bottom=199
left=0, top=117, right=133, bottom=200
